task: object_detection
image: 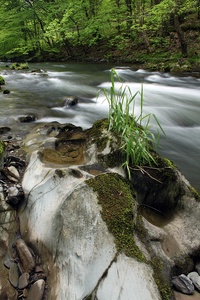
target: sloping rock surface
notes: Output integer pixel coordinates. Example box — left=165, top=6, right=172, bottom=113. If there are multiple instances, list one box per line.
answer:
left=20, top=151, right=161, bottom=299
left=0, top=119, right=200, bottom=300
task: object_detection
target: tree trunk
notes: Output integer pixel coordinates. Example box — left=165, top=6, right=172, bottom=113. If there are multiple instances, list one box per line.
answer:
left=174, top=6, right=187, bottom=57
left=142, top=30, right=151, bottom=54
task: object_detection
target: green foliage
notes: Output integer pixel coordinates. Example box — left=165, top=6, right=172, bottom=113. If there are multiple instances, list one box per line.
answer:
left=0, top=0, right=199, bottom=60
left=0, top=76, right=5, bottom=85
left=10, top=63, right=29, bottom=70
left=101, top=69, right=165, bottom=178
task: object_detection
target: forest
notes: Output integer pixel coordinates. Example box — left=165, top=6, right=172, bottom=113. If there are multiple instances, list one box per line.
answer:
left=0, top=0, right=200, bottom=71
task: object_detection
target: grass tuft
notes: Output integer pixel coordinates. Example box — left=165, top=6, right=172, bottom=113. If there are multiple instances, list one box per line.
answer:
left=100, top=68, right=165, bottom=178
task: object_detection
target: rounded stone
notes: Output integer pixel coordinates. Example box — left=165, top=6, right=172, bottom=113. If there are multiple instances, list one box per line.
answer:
left=18, top=272, right=30, bottom=289
left=26, top=279, right=45, bottom=300
left=9, top=261, right=19, bottom=288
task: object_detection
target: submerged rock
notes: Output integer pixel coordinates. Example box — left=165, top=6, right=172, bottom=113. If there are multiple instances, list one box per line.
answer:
left=63, top=96, right=78, bottom=107
left=19, top=114, right=36, bottom=123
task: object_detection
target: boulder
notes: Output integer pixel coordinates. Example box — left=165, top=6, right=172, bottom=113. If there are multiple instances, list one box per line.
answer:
left=1, top=119, right=200, bottom=300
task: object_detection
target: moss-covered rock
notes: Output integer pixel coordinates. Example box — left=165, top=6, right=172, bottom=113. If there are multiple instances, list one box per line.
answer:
left=0, top=76, right=5, bottom=85
left=0, top=140, right=5, bottom=168
left=86, top=172, right=147, bottom=262
left=10, top=62, right=29, bottom=70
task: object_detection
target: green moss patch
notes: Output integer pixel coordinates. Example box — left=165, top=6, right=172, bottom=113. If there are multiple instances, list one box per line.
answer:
left=152, top=257, right=172, bottom=300
left=86, top=172, right=146, bottom=262
left=0, top=76, right=5, bottom=85
left=188, top=185, right=200, bottom=201
left=135, top=215, right=172, bottom=300
left=86, top=119, right=110, bottom=152
left=10, top=62, right=29, bottom=70
left=0, top=141, right=5, bottom=157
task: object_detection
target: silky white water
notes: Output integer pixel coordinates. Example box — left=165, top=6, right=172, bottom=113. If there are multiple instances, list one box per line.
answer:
left=0, top=62, right=199, bottom=192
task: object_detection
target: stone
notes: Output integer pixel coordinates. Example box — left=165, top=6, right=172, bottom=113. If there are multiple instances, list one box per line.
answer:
left=96, top=253, right=162, bottom=300
left=3, top=259, right=12, bottom=269
left=19, top=115, right=36, bottom=123
left=26, top=279, right=45, bottom=300
left=63, top=96, right=78, bottom=107
left=3, top=90, right=10, bottom=94
left=9, top=261, right=19, bottom=288
left=172, top=274, right=194, bottom=295
left=15, top=238, right=36, bottom=274
left=35, top=266, right=44, bottom=273
left=18, top=272, right=29, bottom=289
left=7, top=166, right=20, bottom=181
left=174, top=290, right=200, bottom=300
left=15, top=119, right=200, bottom=300
left=0, top=126, right=11, bottom=134
left=6, top=185, right=24, bottom=206
left=188, top=272, right=200, bottom=291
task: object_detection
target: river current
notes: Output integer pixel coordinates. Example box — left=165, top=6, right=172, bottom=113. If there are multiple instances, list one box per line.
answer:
left=0, top=62, right=199, bottom=192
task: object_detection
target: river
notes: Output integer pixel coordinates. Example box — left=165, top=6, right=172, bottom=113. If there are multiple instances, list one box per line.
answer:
left=0, top=62, right=199, bottom=192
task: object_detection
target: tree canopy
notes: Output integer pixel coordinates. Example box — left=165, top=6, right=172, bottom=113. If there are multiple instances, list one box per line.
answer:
left=0, top=0, right=199, bottom=63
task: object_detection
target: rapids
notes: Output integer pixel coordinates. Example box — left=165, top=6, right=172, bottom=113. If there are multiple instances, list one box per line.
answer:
left=0, top=62, right=199, bottom=192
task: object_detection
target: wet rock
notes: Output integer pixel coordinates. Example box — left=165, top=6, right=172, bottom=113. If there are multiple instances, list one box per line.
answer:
left=15, top=238, right=36, bottom=273
left=7, top=165, right=20, bottom=181
left=42, top=138, right=86, bottom=165
left=26, top=279, right=45, bottom=300
left=80, top=163, right=107, bottom=175
left=3, top=90, right=10, bottom=94
left=69, top=168, right=83, bottom=178
left=35, top=266, right=44, bottom=273
left=30, top=271, right=47, bottom=284
left=188, top=272, right=200, bottom=291
left=6, top=185, right=24, bottom=206
left=172, top=274, right=194, bottom=294
left=195, top=263, right=200, bottom=275
left=31, top=69, right=43, bottom=73
left=63, top=96, right=78, bottom=107
left=9, top=261, right=19, bottom=288
left=19, top=115, right=36, bottom=123
left=5, top=155, right=26, bottom=169
left=18, top=272, right=29, bottom=289
left=0, top=126, right=11, bottom=134
left=3, top=259, right=12, bottom=269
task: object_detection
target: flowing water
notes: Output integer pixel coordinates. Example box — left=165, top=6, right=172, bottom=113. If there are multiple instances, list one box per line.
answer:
left=0, top=62, right=199, bottom=192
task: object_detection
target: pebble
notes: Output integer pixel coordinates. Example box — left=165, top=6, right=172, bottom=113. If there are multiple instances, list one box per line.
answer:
left=26, top=279, right=45, bottom=300
left=172, top=274, right=194, bottom=295
left=3, top=258, right=12, bottom=269
left=7, top=166, right=20, bottom=181
left=18, top=272, right=29, bottom=289
left=15, top=238, right=36, bottom=273
left=9, top=261, right=19, bottom=288
left=188, top=272, right=200, bottom=291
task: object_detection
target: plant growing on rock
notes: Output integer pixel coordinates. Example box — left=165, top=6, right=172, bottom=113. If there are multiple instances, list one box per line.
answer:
left=101, top=68, right=165, bottom=178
